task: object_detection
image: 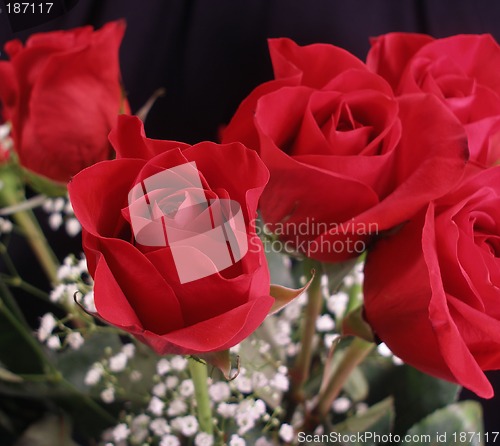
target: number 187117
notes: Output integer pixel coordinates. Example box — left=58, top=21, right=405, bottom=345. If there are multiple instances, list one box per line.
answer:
left=6, top=3, right=54, bottom=14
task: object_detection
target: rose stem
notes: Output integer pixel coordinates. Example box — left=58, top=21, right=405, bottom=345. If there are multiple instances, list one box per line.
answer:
left=289, top=258, right=323, bottom=403
left=305, top=337, right=374, bottom=429
left=188, top=357, right=214, bottom=434
left=0, top=169, right=59, bottom=284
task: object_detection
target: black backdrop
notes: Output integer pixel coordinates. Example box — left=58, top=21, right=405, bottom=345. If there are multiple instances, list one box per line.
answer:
left=1, top=0, right=500, bottom=432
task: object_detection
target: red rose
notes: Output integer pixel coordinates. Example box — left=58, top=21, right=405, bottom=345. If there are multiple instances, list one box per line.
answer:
left=223, top=38, right=468, bottom=262
left=367, top=33, right=500, bottom=165
left=68, top=115, right=274, bottom=355
left=0, top=21, right=127, bottom=184
left=363, top=167, right=500, bottom=398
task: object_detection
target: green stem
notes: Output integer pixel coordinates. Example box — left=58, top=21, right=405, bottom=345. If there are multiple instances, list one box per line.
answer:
left=188, top=357, right=213, bottom=434
left=289, top=259, right=322, bottom=402
left=2, top=274, right=51, bottom=303
left=309, top=337, right=375, bottom=425
left=0, top=292, right=56, bottom=374
left=11, top=207, right=59, bottom=284
left=0, top=169, right=59, bottom=284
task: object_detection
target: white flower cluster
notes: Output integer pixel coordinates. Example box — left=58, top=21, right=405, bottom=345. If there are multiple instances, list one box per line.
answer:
left=50, top=254, right=94, bottom=311
left=36, top=311, right=85, bottom=351
left=83, top=342, right=141, bottom=404
left=99, top=351, right=292, bottom=446
left=43, top=196, right=81, bottom=237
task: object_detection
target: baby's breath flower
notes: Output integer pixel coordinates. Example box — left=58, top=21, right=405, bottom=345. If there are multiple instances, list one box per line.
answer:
left=316, top=314, right=335, bottom=332
left=195, top=432, right=214, bottom=446
left=377, top=343, right=392, bottom=357
left=156, top=358, right=171, bottom=375
left=177, top=415, right=198, bottom=437
left=148, top=396, right=165, bottom=416
left=332, top=397, right=351, bottom=414
left=47, top=335, right=61, bottom=350
left=150, top=418, right=170, bottom=436
left=38, top=313, right=57, bottom=342
left=209, top=382, right=231, bottom=403
left=230, top=343, right=241, bottom=354
left=279, top=423, right=294, bottom=443
left=50, top=284, right=66, bottom=303
left=170, top=356, right=188, bottom=371
left=251, top=371, right=268, bottom=388
left=234, top=375, right=252, bottom=394
left=48, top=213, right=63, bottom=231
left=112, top=423, right=130, bottom=443
left=82, top=291, right=96, bottom=313
left=229, top=434, right=246, bottom=446
left=84, top=363, right=103, bottom=386
left=217, top=402, right=237, bottom=418
left=160, top=434, right=180, bottom=446
left=166, top=399, right=187, bottom=417
left=101, top=386, right=115, bottom=404
left=324, top=334, right=341, bottom=349
left=109, top=352, right=128, bottom=373
left=236, top=412, right=255, bottom=435
left=122, top=343, right=136, bottom=359
left=65, top=217, right=81, bottom=237
left=179, top=379, right=194, bottom=398
left=165, top=376, right=179, bottom=389
left=66, top=332, right=84, bottom=350
left=270, top=372, right=289, bottom=392
left=152, top=382, right=167, bottom=398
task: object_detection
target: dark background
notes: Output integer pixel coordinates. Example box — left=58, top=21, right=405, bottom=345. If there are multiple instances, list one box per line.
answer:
left=1, top=0, right=500, bottom=432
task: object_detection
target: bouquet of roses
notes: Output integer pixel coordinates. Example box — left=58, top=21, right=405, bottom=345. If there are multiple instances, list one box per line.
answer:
left=0, top=20, right=499, bottom=446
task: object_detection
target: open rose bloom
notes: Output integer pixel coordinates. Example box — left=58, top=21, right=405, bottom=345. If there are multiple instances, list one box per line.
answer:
left=223, top=38, right=468, bottom=262
left=69, top=116, right=274, bottom=355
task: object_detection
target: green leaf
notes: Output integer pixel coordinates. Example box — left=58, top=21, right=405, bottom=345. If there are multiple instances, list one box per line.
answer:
left=391, top=365, right=460, bottom=435
left=343, top=366, right=369, bottom=403
left=401, top=401, right=484, bottom=446
left=330, top=397, right=394, bottom=446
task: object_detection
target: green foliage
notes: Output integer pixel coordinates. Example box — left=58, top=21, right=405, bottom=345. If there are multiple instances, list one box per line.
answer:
left=329, top=397, right=395, bottom=446
left=402, top=401, right=484, bottom=446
